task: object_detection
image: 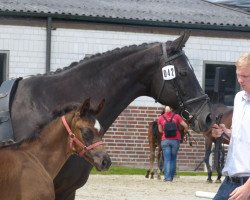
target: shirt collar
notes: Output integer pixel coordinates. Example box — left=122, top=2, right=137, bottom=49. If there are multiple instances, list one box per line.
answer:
left=242, top=91, right=250, bottom=101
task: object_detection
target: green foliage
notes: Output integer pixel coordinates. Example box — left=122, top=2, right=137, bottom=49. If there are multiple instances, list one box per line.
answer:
left=91, top=166, right=146, bottom=175
left=91, top=166, right=208, bottom=176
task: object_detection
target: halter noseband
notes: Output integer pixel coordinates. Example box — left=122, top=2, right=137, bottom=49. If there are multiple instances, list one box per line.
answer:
left=61, top=115, right=103, bottom=157
left=156, top=43, right=209, bottom=123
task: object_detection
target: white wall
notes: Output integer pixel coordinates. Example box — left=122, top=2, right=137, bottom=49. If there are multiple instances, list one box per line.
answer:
left=0, top=25, right=46, bottom=78
left=0, top=24, right=249, bottom=107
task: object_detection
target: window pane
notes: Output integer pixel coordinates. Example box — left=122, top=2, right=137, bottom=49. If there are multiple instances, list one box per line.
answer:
left=205, top=64, right=239, bottom=106
left=0, top=53, right=6, bottom=85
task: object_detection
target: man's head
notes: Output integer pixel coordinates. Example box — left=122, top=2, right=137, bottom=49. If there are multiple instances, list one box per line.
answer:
left=236, top=52, right=250, bottom=94
left=236, top=52, right=250, bottom=69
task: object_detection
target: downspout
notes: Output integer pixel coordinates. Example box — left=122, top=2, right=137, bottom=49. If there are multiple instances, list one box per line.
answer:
left=46, top=17, right=52, bottom=73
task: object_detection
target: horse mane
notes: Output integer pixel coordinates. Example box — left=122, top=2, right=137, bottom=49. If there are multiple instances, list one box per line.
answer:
left=33, top=42, right=158, bottom=77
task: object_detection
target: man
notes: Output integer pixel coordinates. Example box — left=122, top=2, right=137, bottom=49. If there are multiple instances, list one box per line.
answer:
left=212, top=52, right=250, bottom=200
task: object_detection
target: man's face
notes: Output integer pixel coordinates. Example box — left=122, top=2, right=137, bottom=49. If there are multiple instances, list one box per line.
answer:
left=236, top=67, right=250, bottom=94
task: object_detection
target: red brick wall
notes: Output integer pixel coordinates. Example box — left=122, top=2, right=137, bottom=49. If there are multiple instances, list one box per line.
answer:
left=103, top=106, right=206, bottom=171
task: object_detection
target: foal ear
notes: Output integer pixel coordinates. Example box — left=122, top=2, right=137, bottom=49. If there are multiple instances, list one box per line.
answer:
left=169, top=30, right=191, bottom=53
left=95, top=98, right=105, bottom=115
left=80, top=98, right=91, bottom=116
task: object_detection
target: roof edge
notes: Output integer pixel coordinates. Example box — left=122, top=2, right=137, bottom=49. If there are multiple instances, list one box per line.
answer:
left=1, top=11, right=250, bottom=33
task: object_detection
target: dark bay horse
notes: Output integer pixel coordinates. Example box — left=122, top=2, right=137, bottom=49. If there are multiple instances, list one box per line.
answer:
left=9, top=32, right=211, bottom=199
left=203, top=103, right=232, bottom=183
left=0, top=99, right=111, bottom=199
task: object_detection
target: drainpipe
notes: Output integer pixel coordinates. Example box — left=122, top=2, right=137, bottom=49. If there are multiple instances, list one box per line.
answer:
left=46, top=17, right=52, bottom=73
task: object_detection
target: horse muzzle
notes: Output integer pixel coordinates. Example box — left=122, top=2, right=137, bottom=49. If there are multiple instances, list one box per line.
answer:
left=92, top=153, right=112, bottom=171
left=188, top=106, right=212, bottom=133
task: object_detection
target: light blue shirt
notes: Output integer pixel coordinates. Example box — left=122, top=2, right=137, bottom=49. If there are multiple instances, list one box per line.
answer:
left=223, top=90, right=250, bottom=177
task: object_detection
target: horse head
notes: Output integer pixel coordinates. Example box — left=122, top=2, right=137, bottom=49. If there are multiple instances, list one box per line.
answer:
left=68, top=98, right=111, bottom=171
left=150, top=31, right=212, bottom=132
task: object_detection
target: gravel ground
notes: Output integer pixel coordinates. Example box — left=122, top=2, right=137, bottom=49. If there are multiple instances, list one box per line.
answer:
left=75, top=175, right=223, bottom=200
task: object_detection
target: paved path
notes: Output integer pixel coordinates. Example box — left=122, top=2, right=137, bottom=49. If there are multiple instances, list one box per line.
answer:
left=75, top=175, right=222, bottom=200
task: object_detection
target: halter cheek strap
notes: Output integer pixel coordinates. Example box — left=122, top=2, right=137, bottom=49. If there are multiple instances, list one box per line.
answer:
left=155, top=43, right=184, bottom=103
left=61, top=116, right=103, bottom=156
left=156, top=43, right=210, bottom=123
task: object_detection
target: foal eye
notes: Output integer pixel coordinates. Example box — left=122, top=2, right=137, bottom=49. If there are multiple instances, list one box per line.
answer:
left=80, top=128, right=94, bottom=140
left=81, top=128, right=91, bottom=134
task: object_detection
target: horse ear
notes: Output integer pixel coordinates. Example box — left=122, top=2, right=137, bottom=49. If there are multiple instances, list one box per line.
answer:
left=95, top=98, right=105, bottom=115
left=80, top=98, right=91, bottom=116
left=168, top=30, right=191, bottom=53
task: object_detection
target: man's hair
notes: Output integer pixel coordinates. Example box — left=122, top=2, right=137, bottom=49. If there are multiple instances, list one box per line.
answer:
left=165, top=106, right=172, bottom=112
left=236, top=52, right=250, bottom=68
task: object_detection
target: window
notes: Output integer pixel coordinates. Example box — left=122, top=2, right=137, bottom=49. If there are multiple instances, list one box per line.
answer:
left=204, top=63, right=240, bottom=106
left=0, top=51, right=8, bottom=85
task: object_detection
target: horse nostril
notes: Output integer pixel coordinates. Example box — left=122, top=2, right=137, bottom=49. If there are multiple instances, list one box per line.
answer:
left=102, top=160, right=107, bottom=167
left=102, top=157, right=112, bottom=169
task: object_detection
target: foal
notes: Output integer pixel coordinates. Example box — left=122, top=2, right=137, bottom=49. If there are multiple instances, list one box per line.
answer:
left=145, top=121, right=162, bottom=179
left=0, top=98, right=111, bottom=200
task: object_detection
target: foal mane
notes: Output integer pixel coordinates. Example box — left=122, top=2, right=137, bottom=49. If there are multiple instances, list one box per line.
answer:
left=51, top=103, right=80, bottom=119
left=3, top=104, right=81, bottom=148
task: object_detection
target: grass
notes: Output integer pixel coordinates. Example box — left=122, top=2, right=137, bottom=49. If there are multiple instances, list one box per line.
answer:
left=91, top=165, right=209, bottom=176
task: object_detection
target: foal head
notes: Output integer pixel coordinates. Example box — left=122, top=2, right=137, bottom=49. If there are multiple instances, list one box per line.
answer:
left=63, top=98, right=111, bottom=171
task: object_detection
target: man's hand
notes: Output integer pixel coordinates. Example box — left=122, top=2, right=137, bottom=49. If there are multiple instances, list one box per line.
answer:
left=212, top=124, right=224, bottom=138
left=212, top=123, right=231, bottom=139
left=229, top=181, right=250, bottom=200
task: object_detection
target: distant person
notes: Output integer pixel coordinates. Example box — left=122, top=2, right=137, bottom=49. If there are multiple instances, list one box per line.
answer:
left=212, top=52, right=250, bottom=200
left=157, top=106, right=189, bottom=182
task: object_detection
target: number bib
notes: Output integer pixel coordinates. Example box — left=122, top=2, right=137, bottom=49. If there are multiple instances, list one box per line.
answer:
left=162, top=65, right=176, bottom=80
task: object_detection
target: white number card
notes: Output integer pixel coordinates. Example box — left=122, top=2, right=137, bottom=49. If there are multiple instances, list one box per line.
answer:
left=162, top=65, right=176, bottom=80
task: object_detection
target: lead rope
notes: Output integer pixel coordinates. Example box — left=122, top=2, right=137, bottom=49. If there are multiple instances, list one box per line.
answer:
left=214, top=113, right=225, bottom=172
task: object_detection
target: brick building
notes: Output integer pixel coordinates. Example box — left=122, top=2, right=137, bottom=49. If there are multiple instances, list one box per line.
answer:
left=0, top=0, right=249, bottom=171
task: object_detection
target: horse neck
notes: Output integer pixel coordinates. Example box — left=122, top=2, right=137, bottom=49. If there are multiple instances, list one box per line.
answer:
left=81, top=44, right=161, bottom=130
left=20, top=113, right=74, bottom=178
left=34, top=44, right=160, bottom=131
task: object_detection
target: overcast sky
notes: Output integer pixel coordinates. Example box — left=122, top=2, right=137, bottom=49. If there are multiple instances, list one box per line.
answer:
left=207, top=0, right=250, bottom=7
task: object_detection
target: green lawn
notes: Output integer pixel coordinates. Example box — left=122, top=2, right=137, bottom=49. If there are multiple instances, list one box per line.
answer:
left=91, top=165, right=209, bottom=176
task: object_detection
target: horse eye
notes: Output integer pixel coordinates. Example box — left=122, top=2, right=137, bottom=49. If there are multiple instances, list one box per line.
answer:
left=179, top=71, right=187, bottom=76
left=80, top=128, right=94, bottom=141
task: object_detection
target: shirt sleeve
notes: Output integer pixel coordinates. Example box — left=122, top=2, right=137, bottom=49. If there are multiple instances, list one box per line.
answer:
left=157, top=116, right=163, bottom=126
left=175, top=114, right=184, bottom=124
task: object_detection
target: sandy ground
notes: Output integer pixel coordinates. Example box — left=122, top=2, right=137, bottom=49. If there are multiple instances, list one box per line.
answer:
left=75, top=175, right=223, bottom=200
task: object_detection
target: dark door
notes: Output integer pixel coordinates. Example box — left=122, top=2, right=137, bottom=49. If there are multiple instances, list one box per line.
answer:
left=204, top=63, right=240, bottom=106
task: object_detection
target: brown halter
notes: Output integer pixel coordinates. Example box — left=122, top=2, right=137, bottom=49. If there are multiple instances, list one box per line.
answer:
left=61, top=115, right=103, bottom=157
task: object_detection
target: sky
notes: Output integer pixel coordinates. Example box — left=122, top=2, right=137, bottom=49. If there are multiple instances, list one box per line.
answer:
left=207, top=0, right=250, bottom=7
